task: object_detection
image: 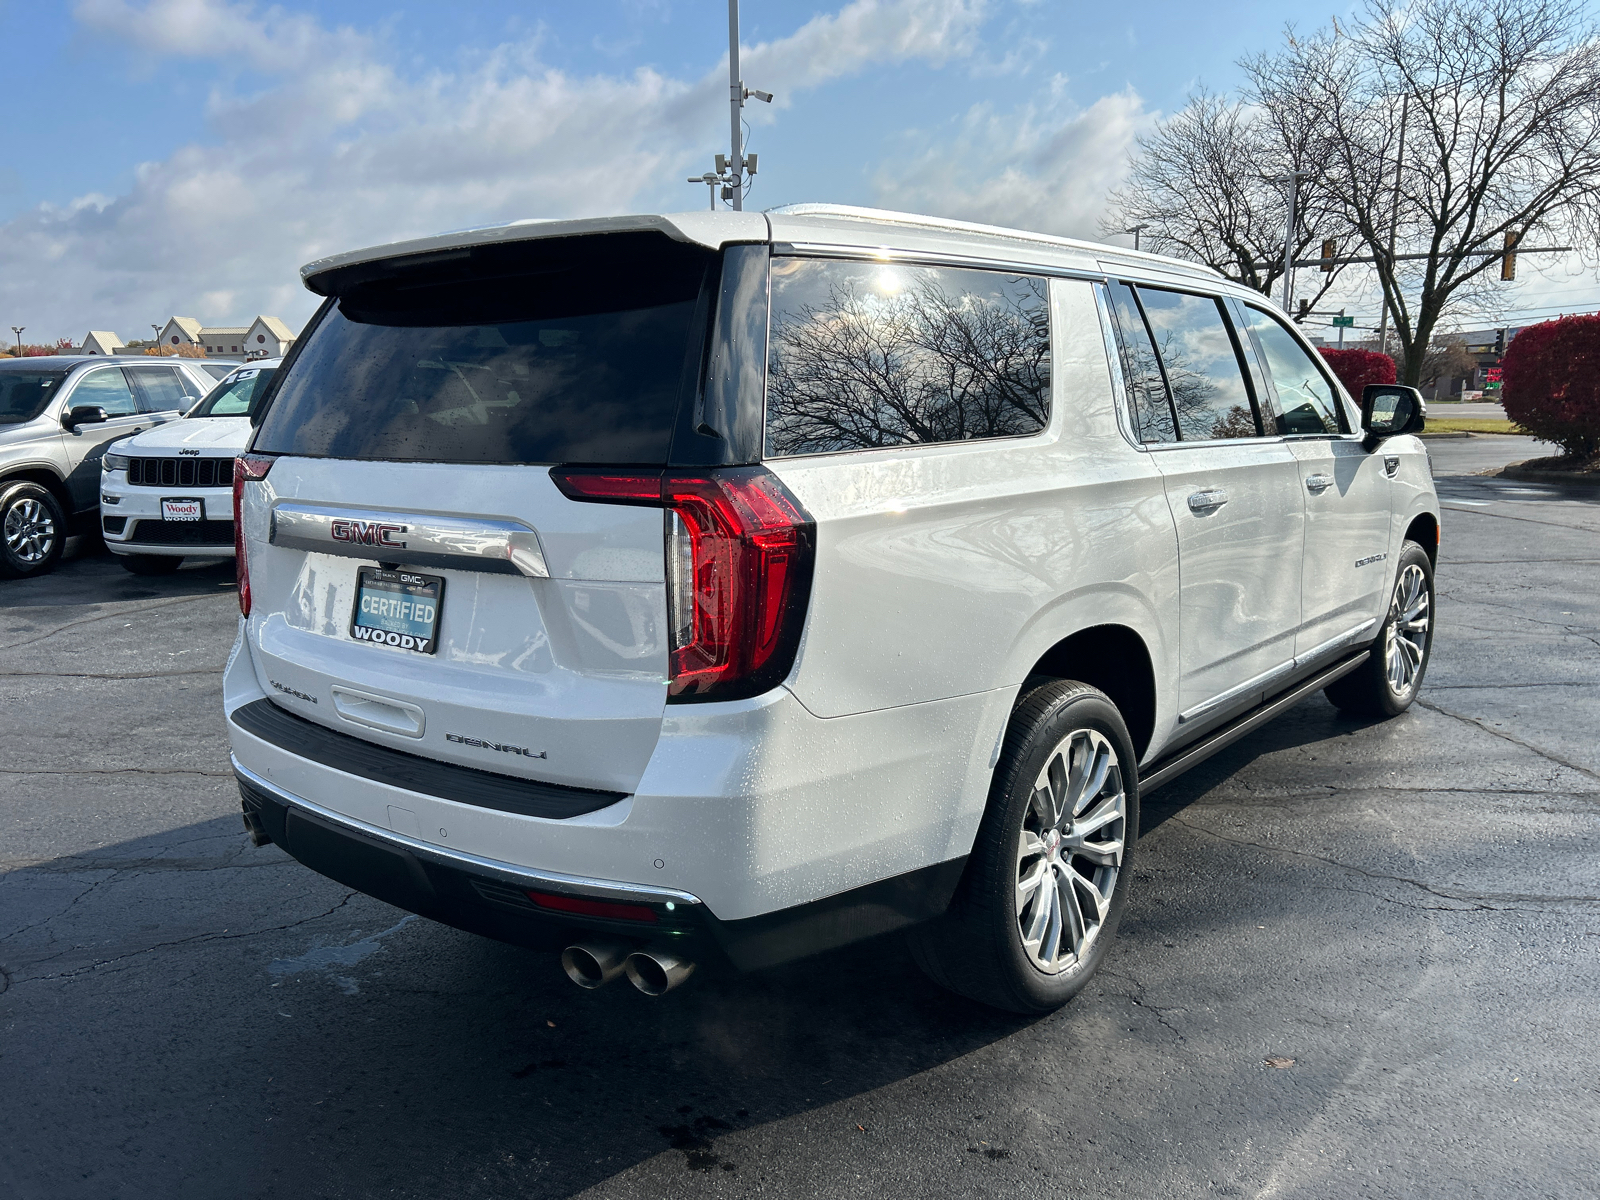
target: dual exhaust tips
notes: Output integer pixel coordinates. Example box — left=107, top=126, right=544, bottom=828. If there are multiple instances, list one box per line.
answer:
left=561, top=942, right=694, bottom=996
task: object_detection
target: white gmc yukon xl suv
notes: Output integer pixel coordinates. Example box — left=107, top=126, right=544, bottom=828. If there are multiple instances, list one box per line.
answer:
left=226, top=206, right=1438, bottom=1011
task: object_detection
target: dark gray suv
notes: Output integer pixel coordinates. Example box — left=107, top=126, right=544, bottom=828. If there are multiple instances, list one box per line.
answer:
left=0, top=355, right=214, bottom=578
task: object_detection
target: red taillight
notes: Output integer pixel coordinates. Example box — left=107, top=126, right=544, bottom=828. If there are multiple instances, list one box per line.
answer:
left=526, top=890, right=658, bottom=923
left=232, top=454, right=274, bottom=616
left=549, top=465, right=815, bottom=703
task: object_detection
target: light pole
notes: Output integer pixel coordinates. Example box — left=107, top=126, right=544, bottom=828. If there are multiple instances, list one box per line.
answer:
left=10, top=326, right=23, bottom=357
left=1376, top=93, right=1410, bottom=358
left=1120, top=224, right=1149, bottom=252
left=1270, top=171, right=1311, bottom=312
left=690, top=1, right=772, bottom=210
left=151, top=324, right=161, bottom=353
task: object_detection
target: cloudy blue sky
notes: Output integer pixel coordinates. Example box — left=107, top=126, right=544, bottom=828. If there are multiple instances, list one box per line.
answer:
left=2, top=0, right=1595, bottom=343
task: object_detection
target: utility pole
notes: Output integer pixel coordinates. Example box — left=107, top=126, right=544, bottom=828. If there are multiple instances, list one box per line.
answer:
left=691, top=2, right=771, bottom=210
left=151, top=324, right=161, bottom=353
left=1272, top=171, right=1310, bottom=312
left=1376, top=93, right=1409, bottom=357
left=10, top=326, right=22, bottom=357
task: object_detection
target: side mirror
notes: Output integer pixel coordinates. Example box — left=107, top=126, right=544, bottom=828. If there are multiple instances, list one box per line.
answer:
left=1361, top=385, right=1426, bottom=444
left=62, top=405, right=109, bottom=430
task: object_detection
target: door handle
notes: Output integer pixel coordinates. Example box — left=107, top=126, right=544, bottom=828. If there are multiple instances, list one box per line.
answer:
left=1384, top=456, right=1400, bottom=478
left=1305, top=473, right=1333, bottom=493
left=1187, top=489, right=1228, bottom=513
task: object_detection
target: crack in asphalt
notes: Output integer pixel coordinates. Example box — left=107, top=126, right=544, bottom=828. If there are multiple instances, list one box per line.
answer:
left=1417, top=698, right=1600, bottom=783
left=0, top=594, right=225, bottom=653
left=1096, top=970, right=1188, bottom=1042
left=1428, top=681, right=1598, bottom=689
left=1440, top=504, right=1600, bottom=534
left=1170, top=815, right=1600, bottom=909
left=7, top=891, right=361, bottom=986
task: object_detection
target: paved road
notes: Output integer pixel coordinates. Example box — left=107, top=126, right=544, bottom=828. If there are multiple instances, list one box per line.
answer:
left=2, top=437, right=1596, bottom=1200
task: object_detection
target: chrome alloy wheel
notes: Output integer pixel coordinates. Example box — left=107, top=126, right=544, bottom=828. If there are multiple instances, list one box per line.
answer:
left=1016, top=728, right=1126, bottom=974
left=3, top=497, right=56, bottom=565
left=1384, top=563, right=1430, bottom=697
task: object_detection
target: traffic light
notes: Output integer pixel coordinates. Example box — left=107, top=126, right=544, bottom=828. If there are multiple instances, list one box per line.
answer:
left=1296, top=298, right=1310, bottom=321
left=1495, top=328, right=1506, bottom=355
left=1321, top=239, right=1337, bottom=273
left=1501, top=231, right=1519, bottom=281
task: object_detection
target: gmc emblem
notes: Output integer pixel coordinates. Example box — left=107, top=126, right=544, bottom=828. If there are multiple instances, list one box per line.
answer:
left=330, top=519, right=408, bottom=548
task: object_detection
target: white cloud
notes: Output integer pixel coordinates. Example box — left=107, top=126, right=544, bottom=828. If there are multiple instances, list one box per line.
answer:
left=4, top=0, right=988, bottom=340
left=871, top=80, right=1154, bottom=240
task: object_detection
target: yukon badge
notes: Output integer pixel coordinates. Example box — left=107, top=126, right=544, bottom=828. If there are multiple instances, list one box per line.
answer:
left=331, top=518, right=408, bottom=548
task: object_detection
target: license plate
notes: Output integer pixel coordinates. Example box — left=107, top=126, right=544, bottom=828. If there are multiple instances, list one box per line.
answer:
left=162, top=497, right=204, bottom=522
left=349, top=567, right=444, bottom=655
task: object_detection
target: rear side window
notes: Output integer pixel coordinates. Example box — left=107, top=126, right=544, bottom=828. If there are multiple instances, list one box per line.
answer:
left=1136, top=287, right=1260, bottom=441
left=1105, top=282, right=1176, bottom=444
left=764, top=258, right=1050, bottom=457
left=254, top=237, right=712, bottom=465
left=1238, top=306, right=1347, bottom=435
left=126, top=364, right=198, bottom=413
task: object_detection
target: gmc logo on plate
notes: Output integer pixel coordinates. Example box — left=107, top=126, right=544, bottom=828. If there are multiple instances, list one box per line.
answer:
left=330, top=519, right=408, bottom=548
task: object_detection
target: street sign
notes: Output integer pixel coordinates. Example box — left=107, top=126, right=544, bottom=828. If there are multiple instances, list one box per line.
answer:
left=1332, top=315, right=1355, bottom=327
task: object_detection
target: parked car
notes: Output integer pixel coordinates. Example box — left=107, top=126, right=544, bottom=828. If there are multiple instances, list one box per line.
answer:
left=99, top=360, right=281, bottom=574
left=0, top=355, right=214, bottom=578
left=225, top=207, right=1438, bottom=1012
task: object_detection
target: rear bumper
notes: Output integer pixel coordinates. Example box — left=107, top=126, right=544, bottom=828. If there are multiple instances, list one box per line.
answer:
left=225, top=617, right=1011, bottom=937
left=237, top=760, right=964, bottom=971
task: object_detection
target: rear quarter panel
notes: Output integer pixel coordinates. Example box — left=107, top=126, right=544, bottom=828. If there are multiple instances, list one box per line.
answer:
left=769, top=278, right=1179, bottom=736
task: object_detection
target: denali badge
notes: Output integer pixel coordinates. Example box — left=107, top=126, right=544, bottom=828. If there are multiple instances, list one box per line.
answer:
left=270, top=679, right=318, bottom=704
left=1355, top=553, right=1388, bottom=568
left=445, top=732, right=547, bottom=759
left=331, top=519, right=408, bottom=548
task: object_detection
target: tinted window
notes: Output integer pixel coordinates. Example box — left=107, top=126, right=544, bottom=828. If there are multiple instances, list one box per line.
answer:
left=1239, top=306, right=1345, bottom=435
left=1137, top=288, right=1259, bottom=441
left=0, top=370, right=67, bottom=425
left=764, top=258, right=1050, bottom=457
left=201, top=363, right=235, bottom=380
left=127, top=364, right=198, bottom=412
left=255, top=238, right=710, bottom=465
left=70, top=368, right=138, bottom=416
left=192, top=367, right=277, bottom=417
left=1105, top=282, right=1176, bottom=444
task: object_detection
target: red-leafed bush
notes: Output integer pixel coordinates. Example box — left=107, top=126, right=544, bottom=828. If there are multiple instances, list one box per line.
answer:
left=1501, top=315, right=1600, bottom=459
left=1318, top=348, right=1396, bottom=399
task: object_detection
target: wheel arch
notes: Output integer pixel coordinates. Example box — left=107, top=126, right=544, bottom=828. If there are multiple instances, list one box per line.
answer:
left=1024, top=623, right=1158, bottom=761
left=1404, top=510, right=1439, bottom=566
left=0, top=467, right=73, bottom=514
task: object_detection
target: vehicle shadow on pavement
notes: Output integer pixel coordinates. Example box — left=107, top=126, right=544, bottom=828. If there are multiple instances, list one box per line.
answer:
left=0, top=812, right=1041, bottom=1197
left=2, top=543, right=236, bottom=608
left=1138, top=698, right=1384, bottom=838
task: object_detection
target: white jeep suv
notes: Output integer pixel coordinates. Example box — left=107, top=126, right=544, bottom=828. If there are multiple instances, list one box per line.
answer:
left=225, top=207, right=1438, bottom=1011
left=100, top=361, right=280, bottom=573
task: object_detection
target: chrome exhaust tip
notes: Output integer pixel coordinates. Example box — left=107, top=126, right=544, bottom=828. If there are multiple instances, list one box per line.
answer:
left=561, top=942, right=630, bottom=989
left=624, top=948, right=695, bottom=996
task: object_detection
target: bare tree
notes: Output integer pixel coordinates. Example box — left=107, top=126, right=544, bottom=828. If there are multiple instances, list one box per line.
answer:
left=1246, top=0, right=1600, bottom=385
left=1102, top=89, right=1348, bottom=314
left=766, top=275, right=1050, bottom=456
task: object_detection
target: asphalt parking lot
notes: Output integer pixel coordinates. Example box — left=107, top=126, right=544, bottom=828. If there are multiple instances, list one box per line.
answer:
left=2, top=435, right=1596, bottom=1200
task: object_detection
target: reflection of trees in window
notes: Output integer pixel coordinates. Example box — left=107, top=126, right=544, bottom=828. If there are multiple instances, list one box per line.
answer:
left=766, top=265, right=1050, bottom=456
left=1138, top=288, right=1258, bottom=442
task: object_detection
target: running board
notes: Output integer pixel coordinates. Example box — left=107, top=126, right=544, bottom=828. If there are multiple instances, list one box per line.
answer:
left=1139, top=650, right=1370, bottom=795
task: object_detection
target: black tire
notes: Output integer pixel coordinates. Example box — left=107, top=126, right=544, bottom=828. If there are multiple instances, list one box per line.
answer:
left=909, top=680, right=1139, bottom=1013
left=1324, top=539, right=1434, bottom=718
left=0, top=481, right=68, bottom=580
left=119, top=554, right=183, bottom=576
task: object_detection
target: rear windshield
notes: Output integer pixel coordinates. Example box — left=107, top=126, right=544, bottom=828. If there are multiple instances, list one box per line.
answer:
left=254, top=236, right=711, bottom=465
left=190, top=366, right=277, bottom=417
left=0, top=370, right=67, bottom=425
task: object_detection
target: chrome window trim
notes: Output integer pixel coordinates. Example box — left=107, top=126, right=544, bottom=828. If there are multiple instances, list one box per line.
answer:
left=771, top=241, right=1109, bottom=283
left=232, top=757, right=703, bottom=907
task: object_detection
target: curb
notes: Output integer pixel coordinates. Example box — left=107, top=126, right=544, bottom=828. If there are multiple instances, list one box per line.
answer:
left=1497, top=460, right=1600, bottom=486
left=1418, top=431, right=1472, bottom=440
